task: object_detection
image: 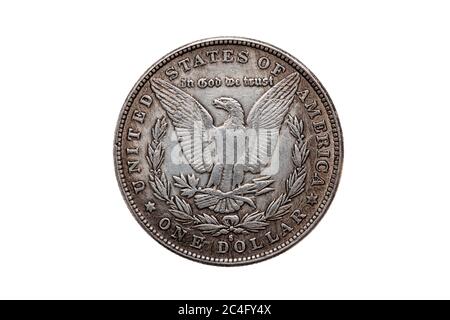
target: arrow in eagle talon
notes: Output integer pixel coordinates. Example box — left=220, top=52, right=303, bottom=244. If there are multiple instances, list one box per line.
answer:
left=255, top=188, right=275, bottom=196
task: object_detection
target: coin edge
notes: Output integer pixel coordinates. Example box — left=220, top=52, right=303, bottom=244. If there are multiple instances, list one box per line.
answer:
left=113, top=36, right=344, bottom=266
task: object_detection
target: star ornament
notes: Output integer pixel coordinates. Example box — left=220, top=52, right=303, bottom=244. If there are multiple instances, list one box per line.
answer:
left=306, top=193, right=318, bottom=205
left=145, top=201, right=156, bottom=213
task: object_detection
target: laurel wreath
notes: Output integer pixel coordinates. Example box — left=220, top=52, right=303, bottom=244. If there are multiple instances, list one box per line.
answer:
left=147, top=114, right=309, bottom=236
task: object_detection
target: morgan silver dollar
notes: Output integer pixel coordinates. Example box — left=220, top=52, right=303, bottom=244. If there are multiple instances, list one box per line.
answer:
left=114, top=37, right=343, bottom=265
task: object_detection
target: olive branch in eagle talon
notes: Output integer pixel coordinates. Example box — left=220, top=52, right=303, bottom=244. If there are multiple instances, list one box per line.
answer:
left=173, top=174, right=275, bottom=209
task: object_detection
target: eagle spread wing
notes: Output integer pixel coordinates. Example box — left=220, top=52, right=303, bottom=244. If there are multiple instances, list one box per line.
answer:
left=246, top=72, right=300, bottom=167
left=151, top=78, right=216, bottom=173
left=151, top=73, right=300, bottom=214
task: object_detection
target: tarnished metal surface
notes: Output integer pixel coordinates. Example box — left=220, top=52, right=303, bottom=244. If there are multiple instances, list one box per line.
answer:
left=114, top=37, right=343, bottom=265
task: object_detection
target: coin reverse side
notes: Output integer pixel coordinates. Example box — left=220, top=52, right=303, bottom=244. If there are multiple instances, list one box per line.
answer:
left=114, top=37, right=343, bottom=266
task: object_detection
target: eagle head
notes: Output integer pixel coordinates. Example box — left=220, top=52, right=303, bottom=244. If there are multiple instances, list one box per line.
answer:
left=213, top=97, right=245, bottom=127
left=213, top=97, right=244, bottom=127
left=213, top=97, right=241, bottom=111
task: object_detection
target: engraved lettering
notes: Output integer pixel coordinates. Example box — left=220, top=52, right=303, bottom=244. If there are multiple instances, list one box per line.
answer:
left=317, top=149, right=331, bottom=158
left=139, top=95, right=153, bottom=107
left=222, top=49, right=234, bottom=63
left=290, top=209, right=307, bottom=224
left=115, top=39, right=342, bottom=266
left=190, top=234, right=205, bottom=250
left=197, top=77, right=221, bottom=88
left=127, top=160, right=141, bottom=173
left=217, top=241, right=229, bottom=253
left=180, top=77, right=195, bottom=88
left=311, top=172, right=326, bottom=186
left=281, top=222, right=293, bottom=236
left=304, top=99, right=322, bottom=119
left=237, top=50, right=249, bottom=64
left=271, top=62, right=286, bottom=76
left=177, top=58, right=191, bottom=72
left=316, top=160, right=329, bottom=173
left=164, top=67, right=178, bottom=81
left=132, top=110, right=146, bottom=124
left=132, top=180, right=145, bottom=194
left=257, top=56, right=271, bottom=69
left=233, top=240, right=246, bottom=253
left=265, top=231, right=280, bottom=244
left=316, top=133, right=330, bottom=149
left=297, top=89, right=309, bottom=102
left=193, top=54, right=206, bottom=68
left=158, top=217, right=171, bottom=230
left=312, top=119, right=327, bottom=134
left=171, top=225, right=187, bottom=241
left=225, top=77, right=241, bottom=87
left=127, top=128, right=141, bottom=141
left=126, top=147, right=139, bottom=155
left=249, top=237, right=263, bottom=251
left=243, top=76, right=274, bottom=87
left=205, top=50, right=219, bottom=63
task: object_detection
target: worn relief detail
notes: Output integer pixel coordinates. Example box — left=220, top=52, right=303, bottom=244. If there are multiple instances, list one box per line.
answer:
left=115, top=38, right=343, bottom=265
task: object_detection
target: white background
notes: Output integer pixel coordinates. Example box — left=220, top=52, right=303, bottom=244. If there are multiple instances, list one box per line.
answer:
left=0, top=0, right=449, bottom=299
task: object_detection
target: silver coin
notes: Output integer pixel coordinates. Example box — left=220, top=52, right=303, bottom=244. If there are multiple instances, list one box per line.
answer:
left=114, top=37, right=343, bottom=266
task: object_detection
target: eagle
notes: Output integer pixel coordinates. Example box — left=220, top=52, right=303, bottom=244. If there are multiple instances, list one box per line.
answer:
left=151, top=73, right=300, bottom=213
